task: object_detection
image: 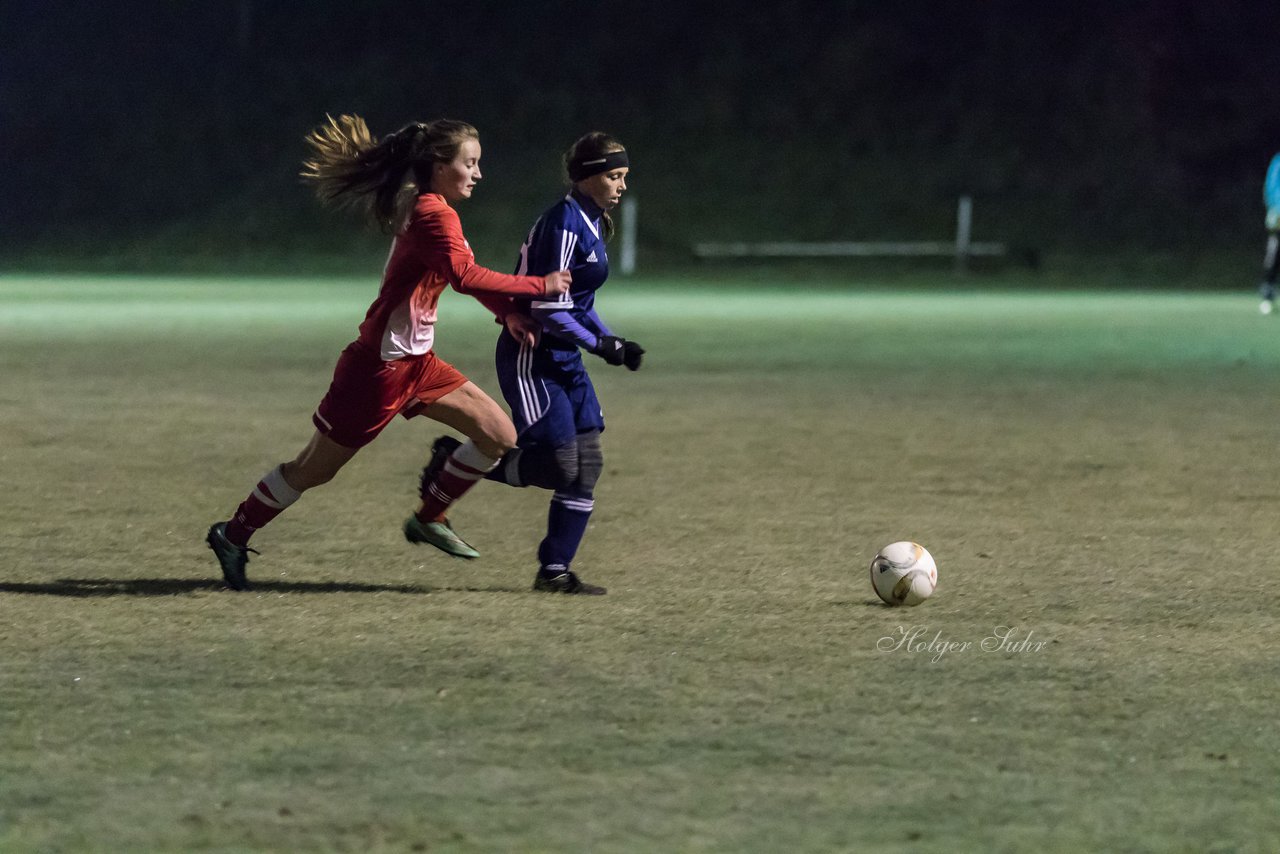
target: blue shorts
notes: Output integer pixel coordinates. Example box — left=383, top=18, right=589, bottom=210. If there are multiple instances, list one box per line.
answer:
left=495, top=333, right=604, bottom=448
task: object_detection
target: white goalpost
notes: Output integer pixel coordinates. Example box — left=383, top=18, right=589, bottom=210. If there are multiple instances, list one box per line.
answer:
left=619, top=196, right=637, bottom=276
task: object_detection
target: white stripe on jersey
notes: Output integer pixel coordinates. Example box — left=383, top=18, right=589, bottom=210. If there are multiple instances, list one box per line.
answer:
left=559, top=230, right=578, bottom=283
left=576, top=208, right=600, bottom=240
left=552, top=492, right=595, bottom=513
left=564, top=193, right=601, bottom=240
left=531, top=299, right=574, bottom=310
left=515, top=340, right=546, bottom=426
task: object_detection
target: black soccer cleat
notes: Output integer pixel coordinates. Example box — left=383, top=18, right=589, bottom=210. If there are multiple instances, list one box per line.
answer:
left=206, top=522, right=258, bottom=591
left=419, top=435, right=462, bottom=499
left=532, top=566, right=606, bottom=595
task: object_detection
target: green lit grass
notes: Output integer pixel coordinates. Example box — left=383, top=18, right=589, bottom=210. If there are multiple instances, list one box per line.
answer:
left=2, top=275, right=1279, bottom=852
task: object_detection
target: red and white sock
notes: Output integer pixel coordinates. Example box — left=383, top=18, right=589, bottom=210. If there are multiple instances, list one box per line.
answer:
left=416, top=440, right=499, bottom=523
left=224, top=465, right=302, bottom=547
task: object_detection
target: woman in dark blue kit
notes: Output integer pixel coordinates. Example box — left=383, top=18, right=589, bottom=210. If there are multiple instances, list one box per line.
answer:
left=424, top=132, right=642, bottom=594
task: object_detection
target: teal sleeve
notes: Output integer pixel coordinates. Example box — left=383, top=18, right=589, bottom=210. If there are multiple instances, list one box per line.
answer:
left=1264, top=154, right=1280, bottom=211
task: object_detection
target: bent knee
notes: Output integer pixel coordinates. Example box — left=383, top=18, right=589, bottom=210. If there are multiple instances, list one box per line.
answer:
left=551, top=466, right=578, bottom=492
left=575, top=431, right=604, bottom=493
left=550, top=442, right=581, bottom=490
left=473, top=422, right=517, bottom=459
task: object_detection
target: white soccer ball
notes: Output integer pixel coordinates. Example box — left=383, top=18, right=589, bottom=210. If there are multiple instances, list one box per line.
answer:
left=870, top=541, right=938, bottom=606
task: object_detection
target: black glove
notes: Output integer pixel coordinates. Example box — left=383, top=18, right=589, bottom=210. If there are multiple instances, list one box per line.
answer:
left=622, top=340, right=645, bottom=371
left=594, top=335, right=627, bottom=366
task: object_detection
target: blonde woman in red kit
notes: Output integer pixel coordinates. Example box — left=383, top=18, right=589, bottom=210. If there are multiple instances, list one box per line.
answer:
left=206, top=115, right=569, bottom=590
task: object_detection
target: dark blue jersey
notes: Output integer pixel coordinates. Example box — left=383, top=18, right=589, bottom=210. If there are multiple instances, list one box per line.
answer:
left=512, top=191, right=613, bottom=354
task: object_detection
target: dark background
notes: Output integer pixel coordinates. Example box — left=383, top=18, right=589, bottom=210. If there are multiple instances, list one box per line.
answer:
left=3, top=0, right=1279, bottom=273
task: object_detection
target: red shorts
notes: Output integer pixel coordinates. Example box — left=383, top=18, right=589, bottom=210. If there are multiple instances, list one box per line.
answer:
left=313, top=343, right=469, bottom=449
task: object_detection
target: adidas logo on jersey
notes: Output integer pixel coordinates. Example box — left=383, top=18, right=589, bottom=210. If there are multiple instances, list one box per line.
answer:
left=586, top=251, right=598, bottom=262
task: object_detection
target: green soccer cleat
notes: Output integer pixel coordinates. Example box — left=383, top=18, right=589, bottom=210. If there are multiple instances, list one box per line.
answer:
left=404, top=515, right=480, bottom=559
left=532, top=565, right=606, bottom=595
left=206, top=521, right=258, bottom=591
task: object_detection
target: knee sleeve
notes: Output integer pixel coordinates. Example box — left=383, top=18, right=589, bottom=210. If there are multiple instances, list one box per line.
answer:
left=516, top=442, right=579, bottom=491
left=552, top=443, right=581, bottom=491
left=574, top=430, right=603, bottom=496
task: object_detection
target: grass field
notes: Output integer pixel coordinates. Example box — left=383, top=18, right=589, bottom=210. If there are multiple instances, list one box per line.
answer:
left=2, top=273, right=1279, bottom=853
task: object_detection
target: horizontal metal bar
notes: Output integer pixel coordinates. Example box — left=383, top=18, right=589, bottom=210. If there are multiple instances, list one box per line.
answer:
left=692, top=241, right=1007, bottom=258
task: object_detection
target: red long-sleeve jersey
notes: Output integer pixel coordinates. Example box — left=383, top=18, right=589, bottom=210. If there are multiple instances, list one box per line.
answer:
left=355, top=192, right=546, bottom=360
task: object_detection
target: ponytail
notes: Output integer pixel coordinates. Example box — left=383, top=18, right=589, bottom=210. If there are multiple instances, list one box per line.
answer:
left=301, top=115, right=479, bottom=230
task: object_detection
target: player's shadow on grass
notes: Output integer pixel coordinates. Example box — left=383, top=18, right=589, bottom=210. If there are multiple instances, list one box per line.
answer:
left=0, top=578, right=527, bottom=597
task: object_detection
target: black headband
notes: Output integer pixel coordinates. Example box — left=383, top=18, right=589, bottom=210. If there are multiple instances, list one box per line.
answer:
left=568, top=149, right=629, bottom=182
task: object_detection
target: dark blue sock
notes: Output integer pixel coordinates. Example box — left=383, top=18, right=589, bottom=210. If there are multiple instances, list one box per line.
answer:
left=537, top=491, right=594, bottom=570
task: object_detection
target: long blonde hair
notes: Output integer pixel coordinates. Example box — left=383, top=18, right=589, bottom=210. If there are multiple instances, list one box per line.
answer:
left=301, top=114, right=479, bottom=230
